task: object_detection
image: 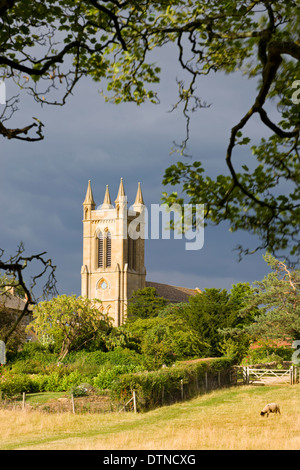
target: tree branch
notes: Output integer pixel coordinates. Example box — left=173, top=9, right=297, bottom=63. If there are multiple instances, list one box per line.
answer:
left=0, top=40, right=81, bottom=76
left=0, top=244, right=57, bottom=342
left=258, top=108, right=299, bottom=138
left=84, top=0, right=127, bottom=51
left=0, top=118, right=44, bottom=141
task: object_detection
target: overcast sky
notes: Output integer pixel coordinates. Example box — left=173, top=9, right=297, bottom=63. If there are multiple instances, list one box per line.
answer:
left=0, top=44, right=275, bottom=298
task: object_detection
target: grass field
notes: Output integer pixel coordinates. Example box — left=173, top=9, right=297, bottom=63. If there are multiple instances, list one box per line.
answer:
left=0, top=384, right=299, bottom=450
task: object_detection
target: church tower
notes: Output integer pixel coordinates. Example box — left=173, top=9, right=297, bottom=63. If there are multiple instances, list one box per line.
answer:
left=81, top=178, right=146, bottom=326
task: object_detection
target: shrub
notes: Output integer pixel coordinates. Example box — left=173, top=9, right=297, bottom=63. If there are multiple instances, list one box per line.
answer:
left=93, top=365, right=136, bottom=390
left=0, top=373, right=38, bottom=397
left=64, top=347, right=145, bottom=368
left=241, top=344, right=293, bottom=365
left=69, top=383, right=95, bottom=397
left=9, top=342, right=56, bottom=364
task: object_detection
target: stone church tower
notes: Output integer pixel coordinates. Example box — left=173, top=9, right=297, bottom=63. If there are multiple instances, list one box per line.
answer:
left=81, top=178, right=146, bottom=326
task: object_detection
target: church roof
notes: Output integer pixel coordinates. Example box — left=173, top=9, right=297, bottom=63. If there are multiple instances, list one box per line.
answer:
left=146, top=281, right=200, bottom=303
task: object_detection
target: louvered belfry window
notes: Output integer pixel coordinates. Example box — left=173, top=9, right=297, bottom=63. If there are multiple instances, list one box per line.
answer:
left=98, top=232, right=104, bottom=268
left=98, top=230, right=111, bottom=268
left=106, top=231, right=111, bottom=267
left=128, top=237, right=136, bottom=270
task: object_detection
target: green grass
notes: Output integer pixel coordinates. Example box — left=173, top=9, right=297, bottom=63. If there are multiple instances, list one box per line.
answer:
left=24, top=392, right=66, bottom=405
left=0, top=385, right=299, bottom=450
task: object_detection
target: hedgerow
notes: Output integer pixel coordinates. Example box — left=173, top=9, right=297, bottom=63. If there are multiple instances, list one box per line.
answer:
left=111, top=358, right=234, bottom=411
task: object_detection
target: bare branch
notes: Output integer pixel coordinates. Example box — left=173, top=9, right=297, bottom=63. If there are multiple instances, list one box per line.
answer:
left=0, top=118, right=44, bottom=141
left=0, top=244, right=57, bottom=342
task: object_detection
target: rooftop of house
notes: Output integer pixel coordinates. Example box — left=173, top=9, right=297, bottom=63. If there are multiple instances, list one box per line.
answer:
left=0, top=287, right=27, bottom=314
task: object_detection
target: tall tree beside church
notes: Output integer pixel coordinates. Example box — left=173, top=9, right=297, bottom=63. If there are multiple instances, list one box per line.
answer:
left=126, top=287, right=167, bottom=321
left=181, top=288, right=231, bottom=356
left=180, top=286, right=258, bottom=357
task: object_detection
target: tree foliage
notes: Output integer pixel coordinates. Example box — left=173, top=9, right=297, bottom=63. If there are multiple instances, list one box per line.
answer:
left=126, top=314, right=210, bottom=366
left=242, top=253, right=300, bottom=341
left=180, top=287, right=256, bottom=357
left=157, top=0, right=300, bottom=261
left=1, top=1, right=299, bottom=259
left=29, top=294, right=112, bottom=361
left=125, top=284, right=256, bottom=360
left=126, top=286, right=167, bottom=320
left=0, top=0, right=161, bottom=140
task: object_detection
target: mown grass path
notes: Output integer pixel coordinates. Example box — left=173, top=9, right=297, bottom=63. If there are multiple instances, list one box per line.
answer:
left=1, top=385, right=299, bottom=450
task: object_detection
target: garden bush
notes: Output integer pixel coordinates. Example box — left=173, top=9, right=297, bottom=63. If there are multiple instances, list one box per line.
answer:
left=0, top=373, right=39, bottom=397
left=241, top=345, right=293, bottom=366
left=64, top=347, right=145, bottom=369
left=8, top=342, right=57, bottom=365
left=93, top=364, right=138, bottom=390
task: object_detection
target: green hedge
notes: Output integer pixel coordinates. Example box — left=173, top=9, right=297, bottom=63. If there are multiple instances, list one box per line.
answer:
left=111, top=357, right=234, bottom=411
left=0, top=370, right=86, bottom=397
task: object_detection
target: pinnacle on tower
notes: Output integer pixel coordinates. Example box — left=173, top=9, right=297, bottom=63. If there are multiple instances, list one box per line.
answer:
left=101, top=184, right=113, bottom=209
left=134, top=182, right=144, bottom=206
left=115, top=177, right=126, bottom=203
left=83, top=180, right=96, bottom=207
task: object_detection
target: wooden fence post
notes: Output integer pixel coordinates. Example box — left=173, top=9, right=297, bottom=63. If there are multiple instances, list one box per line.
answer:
left=133, top=390, right=137, bottom=413
left=180, top=379, right=184, bottom=400
left=71, top=393, right=75, bottom=414
left=205, top=372, right=208, bottom=390
left=22, top=392, right=26, bottom=410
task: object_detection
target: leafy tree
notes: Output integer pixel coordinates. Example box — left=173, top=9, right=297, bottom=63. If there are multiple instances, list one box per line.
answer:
left=0, top=0, right=160, bottom=140
left=1, top=1, right=299, bottom=259
left=183, top=289, right=232, bottom=356
left=29, top=294, right=111, bottom=361
left=180, top=285, right=258, bottom=357
left=218, top=282, right=259, bottom=361
left=126, top=287, right=167, bottom=321
left=241, top=253, right=300, bottom=342
left=226, top=282, right=259, bottom=328
left=125, top=314, right=210, bottom=367
left=157, top=0, right=300, bottom=262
